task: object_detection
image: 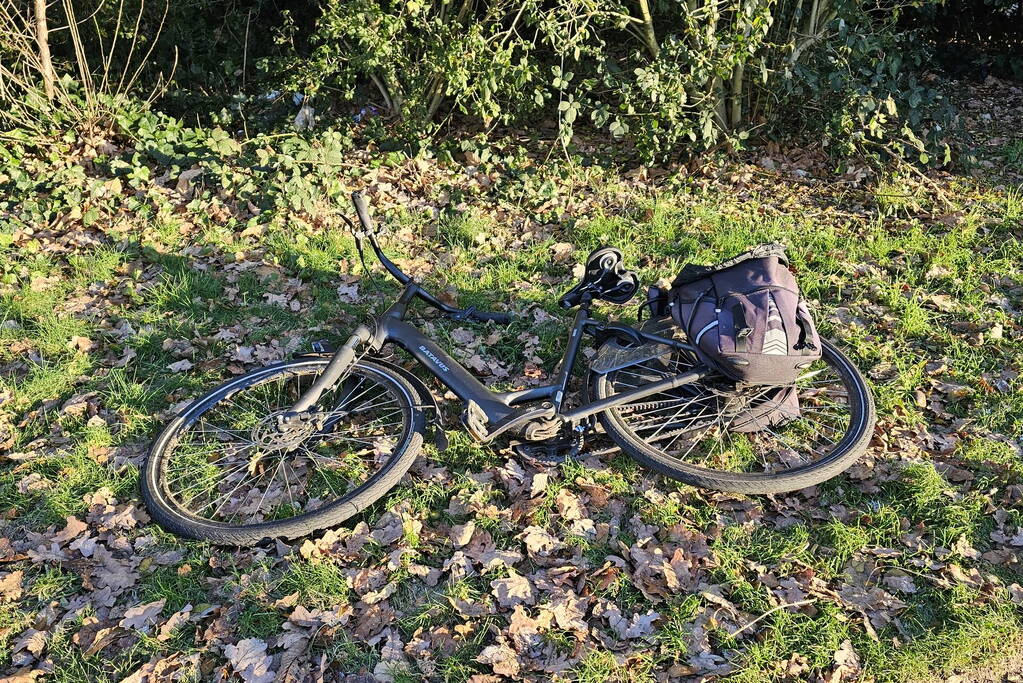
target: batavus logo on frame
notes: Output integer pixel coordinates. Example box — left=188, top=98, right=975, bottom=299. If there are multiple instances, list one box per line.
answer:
left=418, top=345, right=450, bottom=372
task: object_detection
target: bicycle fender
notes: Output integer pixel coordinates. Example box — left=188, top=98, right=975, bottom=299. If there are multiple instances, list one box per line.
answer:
left=362, top=359, right=448, bottom=451
left=292, top=352, right=447, bottom=451
left=588, top=339, right=673, bottom=374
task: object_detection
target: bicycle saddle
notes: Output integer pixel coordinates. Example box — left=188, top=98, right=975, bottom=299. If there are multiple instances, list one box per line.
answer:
left=559, top=246, right=640, bottom=308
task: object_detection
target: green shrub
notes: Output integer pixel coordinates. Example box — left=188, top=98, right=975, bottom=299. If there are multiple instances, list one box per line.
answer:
left=1, top=0, right=961, bottom=163
left=252, top=0, right=953, bottom=162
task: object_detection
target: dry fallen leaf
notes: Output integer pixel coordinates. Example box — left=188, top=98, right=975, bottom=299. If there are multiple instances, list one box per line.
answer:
left=882, top=574, right=917, bottom=594
left=519, top=526, right=559, bottom=558
left=166, top=359, right=194, bottom=372
left=450, top=521, right=476, bottom=548
left=491, top=572, right=536, bottom=608
left=17, top=473, right=52, bottom=494
left=67, top=336, right=96, bottom=352
left=224, top=637, right=275, bottom=683
left=120, top=598, right=166, bottom=632
left=477, top=642, right=520, bottom=677
left=547, top=591, right=589, bottom=633
left=926, top=294, right=957, bottom=312
left=831, top=638, right=862, bottom=681
left=0, top=571, right=24, bottom=602
left=157, top=604, right=194, bottom=642
left=550, top=242, right=575, bottom=263
left=337, top=282, right=360, bottom=302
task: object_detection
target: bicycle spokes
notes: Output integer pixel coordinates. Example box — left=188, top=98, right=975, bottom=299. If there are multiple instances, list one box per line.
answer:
left=161, top=366, right=410, bottom=526
left=607, top=354, right=854, bottom=474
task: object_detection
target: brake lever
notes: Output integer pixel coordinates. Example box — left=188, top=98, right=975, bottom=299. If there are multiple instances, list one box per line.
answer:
left=449, top=306, right=476, bottom=322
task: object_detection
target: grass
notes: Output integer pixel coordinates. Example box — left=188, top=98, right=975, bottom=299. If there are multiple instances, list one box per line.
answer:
left=862, top=585, right=1023, bottom=681
left=1001, top=139, right=1023, bottom=171
left=573, top=648, right=656, bottom=682
left=276, top=560, right=353, bottom=608
left=1, top=122, right=1022, bottom=682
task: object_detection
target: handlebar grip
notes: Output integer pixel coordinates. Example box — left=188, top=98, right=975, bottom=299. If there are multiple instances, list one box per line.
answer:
left=468, top=310, right=512, bottom=325
left=352, top=191, right=374, bottom=232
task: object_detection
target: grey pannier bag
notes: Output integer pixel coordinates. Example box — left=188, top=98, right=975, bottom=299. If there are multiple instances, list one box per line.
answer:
left=667, top=243, right=822, bottom=388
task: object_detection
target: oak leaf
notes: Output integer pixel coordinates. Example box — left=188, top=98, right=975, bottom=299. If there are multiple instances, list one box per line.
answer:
left=120, top=598, right=166, bottom=632
left=224, top=637, right=275, bottom=683
left=491, top=572, right=536, bottom=608
left=477, top=643, right=520, bottom=677
left=0, top=571, right=24, bottom=602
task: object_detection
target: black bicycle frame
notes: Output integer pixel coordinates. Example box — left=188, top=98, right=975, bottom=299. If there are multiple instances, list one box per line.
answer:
left=283, top=191, right=708, bottom=439
left=286, top=280, right=708, bottom=438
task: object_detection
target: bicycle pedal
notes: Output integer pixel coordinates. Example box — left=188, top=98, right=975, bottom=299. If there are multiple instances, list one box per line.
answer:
left=511, top=441, right=568, bottom=466
left=460, top=400, right=490, bottom=441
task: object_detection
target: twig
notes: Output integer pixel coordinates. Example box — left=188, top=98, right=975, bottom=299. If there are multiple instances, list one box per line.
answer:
left=242, top=8, right=252, bottom=93
left=727, top=598, right=816, bottom=638
left=368, top=73, right=394, bottom=114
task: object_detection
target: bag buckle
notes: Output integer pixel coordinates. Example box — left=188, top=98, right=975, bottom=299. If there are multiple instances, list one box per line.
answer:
left=736, top=327, right=752, bottom=353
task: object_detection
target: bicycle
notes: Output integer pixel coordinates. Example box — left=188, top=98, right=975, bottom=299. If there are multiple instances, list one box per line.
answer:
left=141, top=193, right=875, bottom=545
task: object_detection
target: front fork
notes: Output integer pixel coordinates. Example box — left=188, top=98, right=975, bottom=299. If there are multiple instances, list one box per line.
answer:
left=278, top=324, right=375, bottom=428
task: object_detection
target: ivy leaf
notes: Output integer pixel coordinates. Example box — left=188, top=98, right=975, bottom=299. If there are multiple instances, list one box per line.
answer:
left=702, top=115, right=715, bottom=144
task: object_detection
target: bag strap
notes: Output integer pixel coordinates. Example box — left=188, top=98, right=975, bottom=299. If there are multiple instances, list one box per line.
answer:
left=731, top=304, right=751, bottom=353
left=682, top=285, right=713, bottom=336
left=793, top=305, right=817, bottom=354
left=640, top=286, right=667, bottom=321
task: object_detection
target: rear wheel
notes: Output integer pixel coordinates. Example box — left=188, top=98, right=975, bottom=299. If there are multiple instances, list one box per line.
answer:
left=591, top=337, right=874, bottom=494
left=141, top=358, right=425, bottom=545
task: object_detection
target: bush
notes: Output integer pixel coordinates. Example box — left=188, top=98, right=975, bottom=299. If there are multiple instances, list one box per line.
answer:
left=785, top=18, right=955, bottom=164
left=255, top=0, right=954, bottom=162
left=1, top=0, right=997, bottom=164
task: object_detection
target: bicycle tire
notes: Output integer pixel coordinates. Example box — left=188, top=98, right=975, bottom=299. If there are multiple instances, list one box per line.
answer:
left=591, top=338, right=875, bottom=494
left=141, top=358, right=425, bottom=545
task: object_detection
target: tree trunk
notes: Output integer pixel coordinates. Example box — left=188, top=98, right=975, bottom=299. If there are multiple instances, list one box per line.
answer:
left=637, top=0, right=660, bottom=59
left=34, top=0, right=56, bottom=100
left=712, top=75, right=728, bottom=130
left=729, top=62, right=744, bottom=128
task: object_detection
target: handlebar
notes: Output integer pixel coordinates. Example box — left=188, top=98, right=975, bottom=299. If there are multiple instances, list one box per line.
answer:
left=349, top=191, right=511, bottom=325
left=453, top=307, right=512, bottom=325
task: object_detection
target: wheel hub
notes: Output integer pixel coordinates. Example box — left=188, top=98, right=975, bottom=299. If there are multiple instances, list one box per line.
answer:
left=251, top=411, right=319, bottom=451
left=719, top=392, right=754, bottom=417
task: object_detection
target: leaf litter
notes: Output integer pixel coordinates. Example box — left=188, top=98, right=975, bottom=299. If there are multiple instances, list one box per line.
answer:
left=0, top=78, right=1022, bottom=681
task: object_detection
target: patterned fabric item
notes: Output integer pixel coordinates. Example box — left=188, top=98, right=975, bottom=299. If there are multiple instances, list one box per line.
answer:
left=665, top=243, right=822, bottom=386
left=762, top=294, right=788, bottom=356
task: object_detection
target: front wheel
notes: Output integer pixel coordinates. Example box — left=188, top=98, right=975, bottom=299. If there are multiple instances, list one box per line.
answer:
left=590, top=338, right=875, bottom=494
left=141, top=358, right=425, bottom=545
